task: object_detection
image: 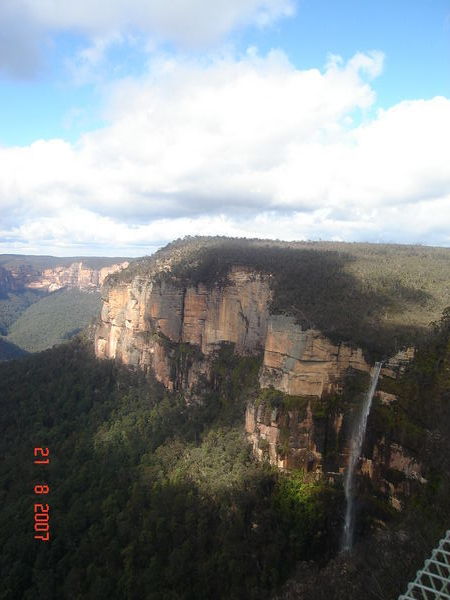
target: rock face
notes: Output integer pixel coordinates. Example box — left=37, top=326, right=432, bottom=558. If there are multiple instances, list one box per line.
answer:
left=245, top=401, right=325, bottom=472
left=365, top=440, right=425, bottom=510
left=95, top=261, right=420, bottom=508
left=26, top=262, right=129, bottom=292
left=244, top=386, right=422, bottom=509
left=0, top=261, right=129, bottom=294
left=0, top=266, right=17, bottom=295
left=260, top=315, right=370, bottom=397
left=95, top=266, right=372, bottom=395
left=95, top=267, right=271, bottom=389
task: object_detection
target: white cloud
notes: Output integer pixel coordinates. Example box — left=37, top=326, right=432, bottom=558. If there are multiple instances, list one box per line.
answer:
left=1, top=49, right=450, bottom=254
left=0, top=0, right=295, bottom=77
left=21, top=0, right=295, bottom=41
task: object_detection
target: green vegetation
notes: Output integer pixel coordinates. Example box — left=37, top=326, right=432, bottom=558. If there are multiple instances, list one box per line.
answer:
left=273, top=471, right=340, bottom=558
left=275, top=309, right=450, bottom=600
left=256, top=386, right=311, bottom=414
left=6, top=289, right=101, bottom=353
left=370, top=308, right=450, bottom=460
left=1, top=241, right=449, bottom=599
left=0, top=339, right=341, bottom=600
left=0, top=253, right=131, bottom=357
left=0, top=287, right=101, bottom=356
left=0, top=290, right=45, bottom=335
left=254, top=370, right=374, bottom=471
left=108, top=236, right=450, bottom=358
left=209, top=343, right=261, bottom=399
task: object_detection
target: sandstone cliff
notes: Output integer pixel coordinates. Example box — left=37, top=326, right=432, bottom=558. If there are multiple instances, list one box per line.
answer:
left=26, top=261, right=129, bottom=292
left=244, top=375, right=422, bottom=509
left=0, top=260, right=129, bottom=294
left=260, top=315, right=370, bottom=397
left=95, top=266, right=378, bottom=394
left=95, top=258, right=419, bottom=508
left=0, top=266, right=17, bottom=295
left=96, top=267, right=271, bottom=389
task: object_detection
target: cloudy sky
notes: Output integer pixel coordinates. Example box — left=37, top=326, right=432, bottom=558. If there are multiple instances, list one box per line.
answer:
left=1, top=0, right=449, bottom=256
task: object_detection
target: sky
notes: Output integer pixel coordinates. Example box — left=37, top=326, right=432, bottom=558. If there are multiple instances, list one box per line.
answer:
left=0, top=0, right=449, bottom=257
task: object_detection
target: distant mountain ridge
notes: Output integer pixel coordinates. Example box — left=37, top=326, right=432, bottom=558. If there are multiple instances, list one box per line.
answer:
left=0, top=254, right=131, bottom=359
left=0, top=254, right=130, bottom=294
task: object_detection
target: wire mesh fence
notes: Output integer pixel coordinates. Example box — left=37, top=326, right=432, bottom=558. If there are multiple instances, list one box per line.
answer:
left=399, top=530, right=450, bottom=599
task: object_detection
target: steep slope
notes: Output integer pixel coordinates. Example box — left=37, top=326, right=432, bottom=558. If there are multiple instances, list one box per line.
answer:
left=1, top=238, right=448, bottom=600
left=7, top=289, right=101, bottom=352
left=0, top=339, right=340, bottom=600
left=0, top=289, right=44, bottom=335
left=103, top=236, right=450, bottom=358
left=272, top=310, right=450, bottom=600
left=96, top=237, right=446, bottom=510
left=96, top=266, right=272, bottom=388
left=0, top=255, right=130, bottom=356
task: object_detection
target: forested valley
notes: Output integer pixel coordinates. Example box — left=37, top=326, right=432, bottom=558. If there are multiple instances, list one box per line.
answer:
left=1, top=338, right=341, bottom=599
left=1, top=308, right=449, bottom=599
left=1, top=239, right=450, bottom=599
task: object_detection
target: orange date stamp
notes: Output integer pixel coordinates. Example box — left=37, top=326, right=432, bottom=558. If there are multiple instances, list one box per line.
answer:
left=33, top=447, right=50, bottom=541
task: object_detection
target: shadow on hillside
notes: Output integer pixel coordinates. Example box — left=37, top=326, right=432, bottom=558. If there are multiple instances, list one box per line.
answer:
left=167, top=242, right=433, bottom=360
left=0, top=337, right=28, bottom=361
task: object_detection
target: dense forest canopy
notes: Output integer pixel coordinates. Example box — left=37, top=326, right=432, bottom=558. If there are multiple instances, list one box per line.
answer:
left=0, top=289, right=101, bottom=358
left=1, top=239, right=449, bottom=598
left=275, top=309, right=450, bottom=599
left=0, top=339, right=343, bottom=599
left=1, top=307, right=449, bottom=599
left=0, top=290, right=44, bottom=336
left=0, top=337, right=27, bottom=360
left=6, top=289, right=101, bottom=353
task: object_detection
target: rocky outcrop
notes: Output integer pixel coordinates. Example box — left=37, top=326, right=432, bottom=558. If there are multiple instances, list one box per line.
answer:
left=26, top=262, right=129, bottom=292
left=0, top=261, right=129, bottom=294
left=245, top=386, right=423, bottom=509
left=0, top=266, right=17, bottom=295
left=260, top=316, right=370, bottom=397
left=381, top=347, right=415, bottom=377
left=245, top=401, right=325, bottom=472
left=368, top=440, right=425, bottom=510
left=95, top=260, right=420, bottom=507
left=95, top=267, right=271, bottom=389
left=95, top=265, right=377, bottom=396
left=247, top=370, right=427, bottom=511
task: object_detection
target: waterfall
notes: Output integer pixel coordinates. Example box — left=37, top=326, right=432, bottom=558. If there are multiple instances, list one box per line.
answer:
left=341, top=361, right=382, bottom=552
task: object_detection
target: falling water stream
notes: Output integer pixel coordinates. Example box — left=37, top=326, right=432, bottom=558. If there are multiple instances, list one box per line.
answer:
left=342, top=361, right=382, bottom=552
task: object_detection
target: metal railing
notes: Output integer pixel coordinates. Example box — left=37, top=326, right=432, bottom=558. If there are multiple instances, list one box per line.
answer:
left=399, top=530, right=450, bottom=599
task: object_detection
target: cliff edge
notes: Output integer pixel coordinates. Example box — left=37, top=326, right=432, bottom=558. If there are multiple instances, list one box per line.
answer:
left=94, top=237, right=442, bottom=508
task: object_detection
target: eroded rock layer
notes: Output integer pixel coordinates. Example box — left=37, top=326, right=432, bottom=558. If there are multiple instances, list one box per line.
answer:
left=27, top=262, right=129, bottom=292
left=0, top=261, right=129, bottom=293
left=260, top=315, right=370, bottom=397
left=95, top=267, right=271, bottom=389
left=95, top=265, right=377, bottom=395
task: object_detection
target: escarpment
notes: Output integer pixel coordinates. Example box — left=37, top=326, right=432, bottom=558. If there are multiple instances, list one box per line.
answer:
left=95, top=242, right=426, bottom=509
left=95, top=265, right=381, bottom=395
left=0, top=258, right=129, bottom=294
left=0, top=266, right=17, bottom=294
left=95, top=267, right=272, bottom=389
left=27, top=262, right=129, bottom=292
